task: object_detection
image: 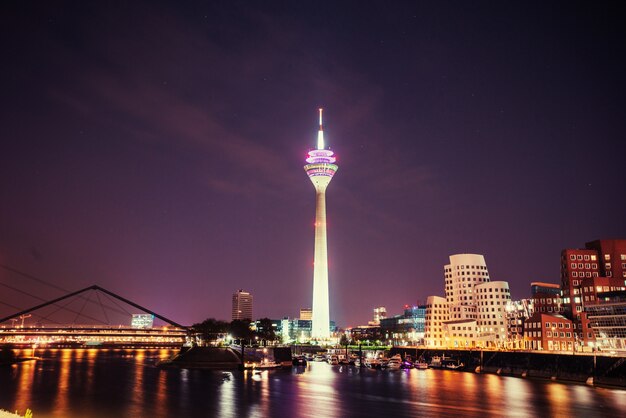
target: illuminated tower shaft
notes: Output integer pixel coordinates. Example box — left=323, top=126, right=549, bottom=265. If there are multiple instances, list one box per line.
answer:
left=304, top=109, right=338, bottom=340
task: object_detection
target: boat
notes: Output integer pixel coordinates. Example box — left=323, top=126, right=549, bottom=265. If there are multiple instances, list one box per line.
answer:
left=444, top=359, right=464, bottom=370
left=415, top=362, right=429, bottom=370
left=429, top=355, right=444, bottom=368
left=414, top=354, right=428, bottom=369
left=364, top=357, right=380, bottom=369
left=386, top=354, right=402, bottom=370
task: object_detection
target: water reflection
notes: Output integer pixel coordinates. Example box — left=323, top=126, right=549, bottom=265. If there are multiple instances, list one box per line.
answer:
left=295, top=362, right=341, bottom=417
left=546, top=381, right=572, bottom=417
left=1, top=350, right=626, bottom=418
left=14, top=358, right=35, bottom=414
left=52, top=348, right=72, bottom=416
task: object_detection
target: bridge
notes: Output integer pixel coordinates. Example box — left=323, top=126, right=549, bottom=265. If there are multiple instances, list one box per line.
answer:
left=0, top=266, right=189, bottom=348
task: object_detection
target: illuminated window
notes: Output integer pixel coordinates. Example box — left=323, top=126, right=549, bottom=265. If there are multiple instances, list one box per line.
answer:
left=591, top=255, right=597, bottom=261
left=604, top=254, right=611, bottom=261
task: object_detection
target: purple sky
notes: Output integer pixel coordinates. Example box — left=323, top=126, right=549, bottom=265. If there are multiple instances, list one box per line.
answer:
left=1, top=1, right=625, bottom=327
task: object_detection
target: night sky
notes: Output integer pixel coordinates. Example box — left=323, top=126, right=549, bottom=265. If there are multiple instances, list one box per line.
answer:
left=1, top=1, right=625, bottom=327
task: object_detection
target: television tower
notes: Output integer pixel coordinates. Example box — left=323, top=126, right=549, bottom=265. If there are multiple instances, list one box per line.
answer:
left=304, top=108, right=338, bottom=340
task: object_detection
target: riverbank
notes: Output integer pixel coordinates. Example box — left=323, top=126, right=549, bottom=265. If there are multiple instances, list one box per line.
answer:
left=389, top=347, right=626, bottom=388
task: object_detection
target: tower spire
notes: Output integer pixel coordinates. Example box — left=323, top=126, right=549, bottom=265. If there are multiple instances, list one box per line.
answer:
left=317, top=108, right=324, bottom=150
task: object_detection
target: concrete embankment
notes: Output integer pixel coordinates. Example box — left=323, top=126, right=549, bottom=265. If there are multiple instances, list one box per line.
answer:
left=389, top=348, right=626, bottom=388
left=158, top=347, right=242, bottom=369
left=158, top=346, right=292, bottom=369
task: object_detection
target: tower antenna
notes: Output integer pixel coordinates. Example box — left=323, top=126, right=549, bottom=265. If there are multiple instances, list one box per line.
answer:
left=317, top=108, right=325, bottom=150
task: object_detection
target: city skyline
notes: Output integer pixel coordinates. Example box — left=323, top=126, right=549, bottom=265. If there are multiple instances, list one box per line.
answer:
left=1, top=2, right=625, bottom=327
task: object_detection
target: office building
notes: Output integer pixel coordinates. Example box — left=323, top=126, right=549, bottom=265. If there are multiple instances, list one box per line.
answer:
left=232, top=289, right=253, bottom=321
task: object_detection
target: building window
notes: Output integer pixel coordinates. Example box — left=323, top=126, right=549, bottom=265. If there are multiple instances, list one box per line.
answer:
left=604, top=254, right=611, bottom=261
left=577, top=255, right=583, bottom=260
left=585, top=263, right=590, bottom=269
left=570, top=255, right=575, bottom=260
left=571, top=263, right=576, bottom=269
left=578, top=263, right=584, bottom=269
left=584, top=255, right=590, bottom=261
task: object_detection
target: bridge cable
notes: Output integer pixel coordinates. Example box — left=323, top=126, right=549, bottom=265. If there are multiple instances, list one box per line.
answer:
left=0, top=263, right=136, bottom=320
left=94, top=291, right=111, bottom=325
left=72, top=289, right=92, bottom=325
left=99, top=290, right=133, bottom=317
left=0, top=281, right=106, bottom=326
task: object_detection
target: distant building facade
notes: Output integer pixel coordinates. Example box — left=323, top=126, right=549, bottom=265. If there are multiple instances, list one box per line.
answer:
left=560, top=239, right=626, bottom=349
left=506, top=298, right=533, bottom=349
left=475, top=281, right=511, bottom=347
left=232, top=289, right=253, bottom=321
left=524, top=312, right=574, bottom=351
left=299, top=308, right=312, bottom=321
left=530, top=282, right=563, bottom=314
left=371, top=306, right=387, bottom=325
left=585, top=290, right=626, bottom=352
left=131, top=314, right=154, bottom=329
left=424, top=295, right=449, bottom=347
left=380, top=305, right=425, bottom=346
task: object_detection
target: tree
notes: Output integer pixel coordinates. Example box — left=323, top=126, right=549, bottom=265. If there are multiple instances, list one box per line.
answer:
left=256, top=318, right=277, bottom=343
left=229, top=319, right=254, bottom=342
left=191, top=318, right=229, bottom=344
left=339, top=333, right=349, bottom=346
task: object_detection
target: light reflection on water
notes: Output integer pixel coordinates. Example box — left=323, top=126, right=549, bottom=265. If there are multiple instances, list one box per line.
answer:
left=1, top=350, right=625, bottom=418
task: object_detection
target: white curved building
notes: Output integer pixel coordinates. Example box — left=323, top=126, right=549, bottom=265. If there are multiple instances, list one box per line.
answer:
left=475, top=281, right=511, bottom=347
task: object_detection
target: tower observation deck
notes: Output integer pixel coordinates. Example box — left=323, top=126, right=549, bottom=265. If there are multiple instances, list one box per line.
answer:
left=304, top=109, right=338, bottom=340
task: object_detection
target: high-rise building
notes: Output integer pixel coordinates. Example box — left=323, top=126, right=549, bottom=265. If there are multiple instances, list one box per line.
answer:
left=231, top=289, right=253, bottom=321
left=304, top=109, right=338, bottom=340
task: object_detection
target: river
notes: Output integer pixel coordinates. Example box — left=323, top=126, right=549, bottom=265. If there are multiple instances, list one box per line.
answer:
left=1, top=349, right=625, bottom=417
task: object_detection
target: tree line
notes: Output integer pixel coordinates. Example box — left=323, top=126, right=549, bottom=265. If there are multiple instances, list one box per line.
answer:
left=191, top=317, right=277, bottom=344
